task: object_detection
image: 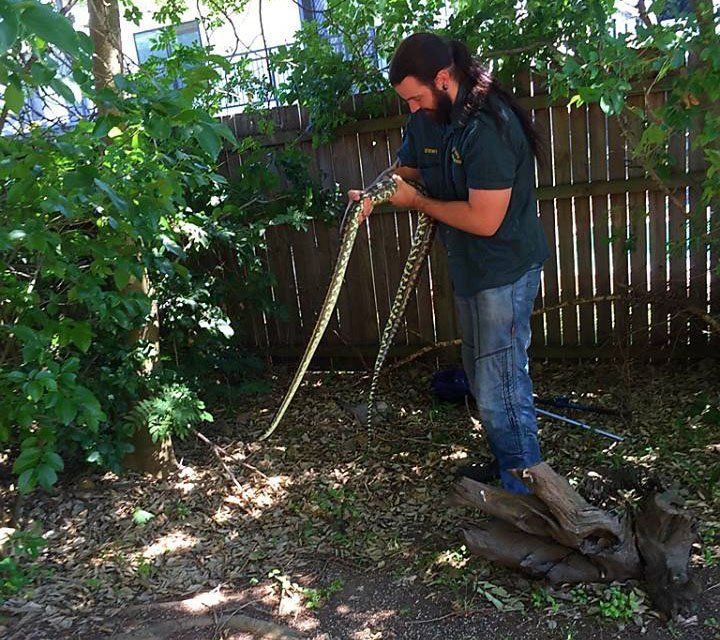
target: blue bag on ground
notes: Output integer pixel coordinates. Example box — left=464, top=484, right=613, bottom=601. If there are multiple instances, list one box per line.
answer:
left=431, top=368, right=471, bottom=403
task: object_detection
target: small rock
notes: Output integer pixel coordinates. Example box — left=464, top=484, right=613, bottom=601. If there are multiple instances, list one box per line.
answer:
left=77, top=478, right=95, bottom=490
left=0, top=527, right=16, bottom=548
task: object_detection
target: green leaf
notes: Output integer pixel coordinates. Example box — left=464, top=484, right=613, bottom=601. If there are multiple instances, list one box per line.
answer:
left=4, top=81, right=24, bottom=113
left=69, top=321, right=92, bottom=352
left=194, top=122, right=221, bottom=158
left=0, top=2, right=19, bottom=52
left=43, top=451, right=64, bottom=471
left=76, top=31, right=93, bottom=55
left=61, top=356, right=81, bottom=374
left=21, top=436, right=38, bottom=449
left=599, top=95, right=614, bottom=115
left=160, top=234, right=185, bottom=257
left=55, top=395, right=77, bottom=425
left=21, top=2, right=79, bottom=55
left=50, top=77, right=76, bottom=103
left=74, top=386, right=105, bottom=428
left=17, top=468, right=36, bottom=494
left=36, top=464, right=57, bottom=489
left=30, top=60, right=56, bottom=84
left=26, top=379, right=43, bottom=402
left=13, top=447, right=41, bottom=474
left=147, top=114, right=171, bottom=139
left=6, top=370, right=26, bottom=383
left=92, top=116, right=113, bottom=138
left=113, top=266, right=131, bottom=290
left=132, top=508, right=155, bottom=526
left=35, top=369, right=57, bottom=392
left=94, top=179, right=128, bottom=213
left=213, top=121, right=237, bottom=145
left=641, top=124, right=666, bottom=146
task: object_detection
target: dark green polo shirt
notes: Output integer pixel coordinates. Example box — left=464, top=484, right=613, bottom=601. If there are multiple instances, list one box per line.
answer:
left=396, top=85, right=550, bottom=297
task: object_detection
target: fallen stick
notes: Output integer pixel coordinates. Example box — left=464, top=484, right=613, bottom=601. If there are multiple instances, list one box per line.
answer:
left=114, top=612, right=301, bottom=639
left=382, top=293, right=719, bottom=372
left=192, top=429, right=246, bottom=491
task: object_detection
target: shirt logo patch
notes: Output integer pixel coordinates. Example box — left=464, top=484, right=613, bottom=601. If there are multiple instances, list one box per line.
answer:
left=451, top=147, right=462, bottom=165
left=423, top=147, right=438, bottom=155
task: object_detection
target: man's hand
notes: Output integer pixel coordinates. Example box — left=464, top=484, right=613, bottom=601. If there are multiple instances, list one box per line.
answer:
left=388, top=174, right=420, bottom=210
left=347, top=189, right=373, bottom=224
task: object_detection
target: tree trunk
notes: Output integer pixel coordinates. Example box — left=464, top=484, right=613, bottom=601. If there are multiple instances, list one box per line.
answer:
left=454, top=463, right=699, bottom=618
left=87, top=0, right=123, bottom=98
left=87, top=0, right=175, bottom=474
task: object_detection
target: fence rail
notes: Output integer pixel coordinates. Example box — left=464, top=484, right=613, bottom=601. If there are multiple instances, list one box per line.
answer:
left=220, top=77, right=717, bottom=368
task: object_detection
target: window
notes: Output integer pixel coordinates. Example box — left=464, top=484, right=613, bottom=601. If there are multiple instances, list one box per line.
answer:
left=297, top=0, right=378, bottom=66
left=133, top=20, right=202, bottom=65
left=658, top=0, right=690, bottom=20
left=297, top=0, right=326, bottom=23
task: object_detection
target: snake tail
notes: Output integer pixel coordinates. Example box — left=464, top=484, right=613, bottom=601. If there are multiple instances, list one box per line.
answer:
left=366, top=203, right=436, bottom=427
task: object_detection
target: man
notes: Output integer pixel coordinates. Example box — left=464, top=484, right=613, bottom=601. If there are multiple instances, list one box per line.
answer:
left=349, top=33, right=550, bottom=494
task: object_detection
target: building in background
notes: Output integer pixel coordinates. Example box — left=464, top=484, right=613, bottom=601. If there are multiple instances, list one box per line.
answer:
left=17, top=0, right=308, bottom=127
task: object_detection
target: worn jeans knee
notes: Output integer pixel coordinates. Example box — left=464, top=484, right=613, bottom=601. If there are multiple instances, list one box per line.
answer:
left=455, top=265, right=543, bottom=494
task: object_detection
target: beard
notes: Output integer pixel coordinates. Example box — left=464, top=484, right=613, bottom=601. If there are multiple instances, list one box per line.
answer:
left=423, top=85, right=454, bottom=124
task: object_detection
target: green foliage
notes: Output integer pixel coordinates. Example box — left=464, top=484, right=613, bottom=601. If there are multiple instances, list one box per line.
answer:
left=124, top=382, right=212, bottom=443
left=531, top=586, right=560, bottom=613
left=134, top=556, right=154, bottom=580
left=597, top=585, right=643, bottom=620
left=262, top=0, right=719, bottom=265
left=0, top=2, right=340, bottom=489
left=0, top=529, right=46, bottom=601
left=171, top=499, right=190, bottom=519
left=270, top=21, right=388, bottom=145
left=268, top=569, right=344, bottom=610
left=299, top=577, right=344, bottom=610
left=700, top=526, right=719, bottom=568
left=475, top=580, right=524, bottom=611
left=132, top=508, right=156, bottom=526
left=0, top=0, right=93, bottom=118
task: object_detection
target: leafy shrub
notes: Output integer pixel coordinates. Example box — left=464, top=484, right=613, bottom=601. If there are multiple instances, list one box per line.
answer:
left=124, top=382, right=213, bottom=443
left=0, top=529, right=47, bottom=602
left=0, top=2, right=338, bottom=490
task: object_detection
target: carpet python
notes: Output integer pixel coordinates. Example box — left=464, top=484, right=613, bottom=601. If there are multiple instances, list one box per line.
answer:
left=260, top=168, right=434, bottom=440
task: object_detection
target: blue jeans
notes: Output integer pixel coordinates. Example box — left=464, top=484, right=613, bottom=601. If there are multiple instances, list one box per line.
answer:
left=454, top=264, right=543, bottom=494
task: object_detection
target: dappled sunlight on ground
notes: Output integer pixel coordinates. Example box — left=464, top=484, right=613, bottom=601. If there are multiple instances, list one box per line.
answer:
left=142, top=531, right=199, bottom=560
left=2, top=360, right=720, bottom=639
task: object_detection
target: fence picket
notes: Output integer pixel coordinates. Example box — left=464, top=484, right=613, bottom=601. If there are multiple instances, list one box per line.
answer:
left=224, top=83, right=711, bottom=365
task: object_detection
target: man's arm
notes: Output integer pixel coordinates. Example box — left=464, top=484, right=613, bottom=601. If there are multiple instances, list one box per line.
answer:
left=389, top=175, right=511, bottom=237
left=393, top=165, right=421, bottom=182
left=413, top=187, right=511, bottom=237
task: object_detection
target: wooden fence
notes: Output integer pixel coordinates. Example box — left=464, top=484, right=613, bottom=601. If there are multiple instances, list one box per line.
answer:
left=219, top=77, right=718, bottom=367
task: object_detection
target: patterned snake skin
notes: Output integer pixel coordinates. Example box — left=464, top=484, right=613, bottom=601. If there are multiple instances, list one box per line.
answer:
left=260, top=169, right=435, bottom=440
left=260, top=173, right=405, bottom=438
left=365, top=182, right=433, bottom=426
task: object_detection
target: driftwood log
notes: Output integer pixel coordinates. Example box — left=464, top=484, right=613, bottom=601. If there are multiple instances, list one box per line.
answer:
left=452, top=462, right=699, bottom=618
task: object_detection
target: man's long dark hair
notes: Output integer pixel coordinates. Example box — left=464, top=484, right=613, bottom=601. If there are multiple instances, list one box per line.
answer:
left=389, top=33, right=544, bottom=163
